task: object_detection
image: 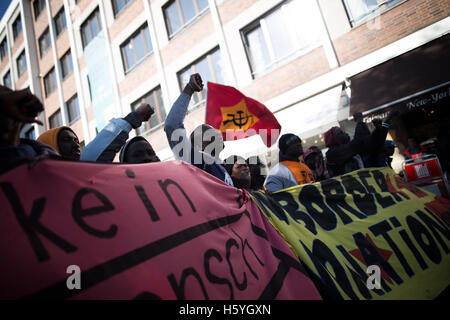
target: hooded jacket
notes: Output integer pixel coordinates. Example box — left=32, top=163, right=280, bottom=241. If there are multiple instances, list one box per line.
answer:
left=37, top=126, right=77, bottom=155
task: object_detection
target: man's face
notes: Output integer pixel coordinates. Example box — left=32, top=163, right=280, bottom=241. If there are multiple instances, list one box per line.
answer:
left=58, top=129, right=80, bottom=160
left=285, top=138, right=303, bottom=159
left=126, top=140, right=160, bottom=164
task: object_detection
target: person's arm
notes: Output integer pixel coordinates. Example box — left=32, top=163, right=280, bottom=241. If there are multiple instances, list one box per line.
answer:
left=164, top=73, right=204, bottom=165
left=81, top=104, right=154, bottom=162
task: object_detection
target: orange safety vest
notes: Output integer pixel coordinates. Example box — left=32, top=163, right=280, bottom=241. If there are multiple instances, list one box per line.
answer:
left=280, top=161, right=315, bottom=185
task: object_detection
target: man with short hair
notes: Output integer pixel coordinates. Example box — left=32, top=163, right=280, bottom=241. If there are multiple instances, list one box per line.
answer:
left=164, top=73, right=233, bottom=186
left=264, top=133, right=315, bottom=192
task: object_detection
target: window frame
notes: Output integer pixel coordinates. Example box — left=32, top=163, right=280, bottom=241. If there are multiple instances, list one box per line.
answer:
left=65, top=94, right=80, bottom=125
left=54, top=8, right=67, bottom=37
left=33, top=0, right=46, bottom=20
left=38, top=27, right=51, bottom=58
left=43, top=68, right=57, bottom=97
left=241, top=0, right=324, bottom=79
left=131, top=86, right=166, bottom=135
left=120, top=23, right=153, bottom=74
left=16, top=50, right=27, bottom=77
left=177, top=47, right=224, bottom=112
left=111, top=0, right=134, bottom=17
left=12, top=14, right=23, bottom=41
left=80, top=8, right=102, bottom=48
left=163, top=0, right=209, bottom=39
left=60, top=50, right=73, bottom=80
left=49, top=109, right=62, bottom=129
left=0, top=38, right=8, bottom=61
left=3, top=70, right=12, bottom=88
left=342, top=0, right=405, bottom=27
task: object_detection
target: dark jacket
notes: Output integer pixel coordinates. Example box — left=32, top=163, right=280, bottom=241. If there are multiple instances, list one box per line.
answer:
left=164, top=93, right=233, bottom=186
left=325, top=122, right=389, bottom=177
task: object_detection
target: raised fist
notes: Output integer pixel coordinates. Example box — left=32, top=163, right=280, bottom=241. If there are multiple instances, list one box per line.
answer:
left=135, top=103, right=155, bottom=122
left=188, top=73, right=204, bottom=92
left=0, top=86, right=43, bottom=125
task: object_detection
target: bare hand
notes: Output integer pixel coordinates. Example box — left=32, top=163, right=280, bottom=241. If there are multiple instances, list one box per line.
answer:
left=0, top=86, right=43, bottom=125
left=135, top=103, right=154, bottom=122
left=189, top=73, right=204, bottom=92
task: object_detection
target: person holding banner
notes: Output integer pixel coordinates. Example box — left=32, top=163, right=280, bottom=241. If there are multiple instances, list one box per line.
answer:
left=0, top=85, right=57, bottom=171
left=164, top=73, right=234, bottom=186
left=264, top=133, right=315, bottom=192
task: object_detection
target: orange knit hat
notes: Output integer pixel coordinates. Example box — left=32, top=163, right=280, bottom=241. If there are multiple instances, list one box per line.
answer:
left=37, top=126, right=75, bottom=154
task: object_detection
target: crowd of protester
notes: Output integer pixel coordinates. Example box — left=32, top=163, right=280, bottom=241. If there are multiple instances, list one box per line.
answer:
left=2, top=73, right=446, bottom=196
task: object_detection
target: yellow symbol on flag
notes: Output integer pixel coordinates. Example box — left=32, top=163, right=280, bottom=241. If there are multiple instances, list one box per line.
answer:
left=219, top=99, right=259, bottom=132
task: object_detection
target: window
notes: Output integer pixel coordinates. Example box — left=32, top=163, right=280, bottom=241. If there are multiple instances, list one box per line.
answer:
left=33, top=0, right=46, bottom=20
left=0, top=38, right=8, bottom=61
left=12, top=14, right=23, bottom=41
left=16, top=50, right=27, bottom=77
left=25, top=127, right=35, bottom=140
left=66, top=95, right=80, bottom=124
left=54, top=8, right=67, bottom=37
left=112, top=0, right=134, bottom=17
left=242, top=0, right=324, bottom=78
left=343, top=0, right=403, bottom=26
left=44, top=68, right=57, bottom=97
left=131, top=86, right=166, bottom=135
left=3, top=70, right=12, bottom=88
left=163, top=0, right=209, bottom=38
left=120, top=24, right=153, bottom=73
left=177, top=47, right=228, bottom=111
left=81, top=9, right=102, bottom=48
left=49, top=109, right=62, bottom=129
left=60, top=50, right=73, bottom=79
left=38, top=28, right=51, bottom=57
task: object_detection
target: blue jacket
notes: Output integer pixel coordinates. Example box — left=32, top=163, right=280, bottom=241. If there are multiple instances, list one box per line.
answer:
left=164, top=93, right=233, bottom=186
left=81, top=112, right=142, bottom=162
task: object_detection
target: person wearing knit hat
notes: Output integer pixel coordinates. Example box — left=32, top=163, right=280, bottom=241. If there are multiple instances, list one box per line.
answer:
left=37, top=126, right=81, bottom=160
left=264, top=133, right=315, bottom=192
left=303, top=146, right=328, bottom=181
left=119, top=136, right=160, bottom=164
left=81, top=103, right=155, bottom=163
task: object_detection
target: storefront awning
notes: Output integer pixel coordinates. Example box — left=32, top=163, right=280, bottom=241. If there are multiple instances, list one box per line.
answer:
left=349, top=34, right=450, bottom=116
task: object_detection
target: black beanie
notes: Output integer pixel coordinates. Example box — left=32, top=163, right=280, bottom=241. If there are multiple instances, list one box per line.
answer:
left=278, top=134, right=301, bottom=153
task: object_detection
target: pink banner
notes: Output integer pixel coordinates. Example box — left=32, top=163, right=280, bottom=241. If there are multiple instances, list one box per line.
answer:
left=0, top=159, right=321, bottom=300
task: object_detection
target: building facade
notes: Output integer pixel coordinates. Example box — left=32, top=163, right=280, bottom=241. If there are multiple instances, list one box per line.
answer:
left=0, top=0, right=449, bottom=172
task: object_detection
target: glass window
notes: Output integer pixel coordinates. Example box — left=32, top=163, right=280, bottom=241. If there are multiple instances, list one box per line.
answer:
left=44, top=68, right=57, bottom=97
left=242, top=0, right=324, bottom=78
left=0, top=38, right=8, bottom=61
left=112, top=0, right=134, bottom=16
left=343, top=0, right=402, bottom=26
left=12, top=14, right=23, bottom=41
left=66, top=95, right=80, bottom=124
left=131, top=86, right=166, bottom=135
left=81, top=9, right=102, bottom=48
left=60, top=50, right=73, bottom=79
left=163, top=0, right=209, bottom=38
left=38, top=28, right=51, bottom=57
left=54, top=8, right=67, bottom=37
left=16, top=50, right=27, bottom=77
left=120, top=24, right=153, bottom=73
left=33, top=0, right=46, bottom=20
left=3, top=70, right=12, bottom=88
left=177, top=47, right=227, bottom=112
left=49, top=109, right=62, bottom=129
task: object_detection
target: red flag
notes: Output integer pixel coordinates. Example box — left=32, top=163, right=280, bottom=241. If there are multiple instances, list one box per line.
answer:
left=206, top=82, right=281, bottom=147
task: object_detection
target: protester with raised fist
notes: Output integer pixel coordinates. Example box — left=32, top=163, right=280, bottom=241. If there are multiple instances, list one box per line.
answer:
left=164, top=73, right=233, bottom=186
